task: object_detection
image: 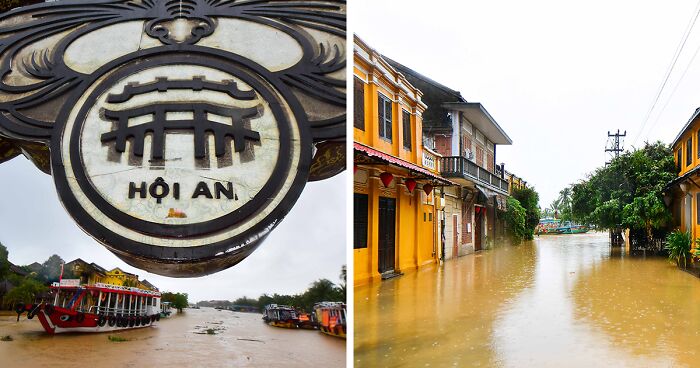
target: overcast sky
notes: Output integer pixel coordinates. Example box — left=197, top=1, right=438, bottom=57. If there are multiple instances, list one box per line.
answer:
left=0, top=157, right=346, bottom=303
left=353, top=0, right=700, bottom=208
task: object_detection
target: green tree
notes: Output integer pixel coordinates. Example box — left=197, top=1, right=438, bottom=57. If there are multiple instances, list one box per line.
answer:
left=339, top=265, right=346, bottom=300
left=569, top=141, right=675, bottom=238
left=161, top=292, right=188, bottom=312
left=511, top=187, right=541, bottom=240
left=504, top=197, right=527, bottom=243
left=40, top=255, right=65, bottom=283
left=3, top=277, right=47, bottom=308
left=0, top=242, right=9, bottom=282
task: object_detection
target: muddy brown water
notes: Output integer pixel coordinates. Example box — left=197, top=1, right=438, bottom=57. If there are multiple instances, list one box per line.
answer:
left=0, top=307, right=345, bottom=367
left=355, top=232, right=700, bottom=367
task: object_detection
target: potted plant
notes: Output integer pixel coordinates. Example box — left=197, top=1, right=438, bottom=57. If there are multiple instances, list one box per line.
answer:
left=665, top=230, right=692, bottom=268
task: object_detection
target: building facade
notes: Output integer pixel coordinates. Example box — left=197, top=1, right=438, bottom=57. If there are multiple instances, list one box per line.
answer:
left=668, top=108, right=700, bottom=242
left=353, top=36, right=451, bottom=285
left=387, top=59, right=512, bottom=259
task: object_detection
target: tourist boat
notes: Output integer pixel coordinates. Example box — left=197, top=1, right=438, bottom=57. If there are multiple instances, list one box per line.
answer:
left=296, top=311, right=317, bottom=330
left=536, top=218, right=561, bottom=235
left=262, top=304, right=299, bottom=328
left=555, top=221, right=590, bottom=234
left=313, top=302, right=346, bottom=339
left=15, top=281, right=161, bottom=334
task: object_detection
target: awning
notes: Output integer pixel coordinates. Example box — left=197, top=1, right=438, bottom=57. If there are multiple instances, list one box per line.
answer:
left=475, top=184, right=507, bottom=210
left=354, top=142, right=453, bottom=185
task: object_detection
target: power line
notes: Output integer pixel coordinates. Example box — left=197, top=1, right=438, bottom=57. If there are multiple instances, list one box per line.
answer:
left=633, top=0, right=700, bottom=146
left=645, top=38, right=700, bottom=138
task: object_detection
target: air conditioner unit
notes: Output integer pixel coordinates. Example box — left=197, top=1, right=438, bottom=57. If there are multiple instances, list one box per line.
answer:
left=463, top=149, right=474, bottom=160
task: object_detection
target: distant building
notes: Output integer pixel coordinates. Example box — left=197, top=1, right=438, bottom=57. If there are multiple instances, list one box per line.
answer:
left=386, top=57, right=512, bottom=257
left=64, top=258, right=106, bottom=285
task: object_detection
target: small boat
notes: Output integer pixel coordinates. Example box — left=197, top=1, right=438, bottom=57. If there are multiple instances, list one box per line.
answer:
left=555, top=221, right=589, bottom=234
left=296, top=311, right=317, bottom=330
left=313, top=302, right=346, bottom=339
left=262, top=304, right=298, bottom=328
left=160, top=301, right=173, bottom=318
left=536, top=218, right=561, bottom=235
left=15, top=281, right=161, bottom=334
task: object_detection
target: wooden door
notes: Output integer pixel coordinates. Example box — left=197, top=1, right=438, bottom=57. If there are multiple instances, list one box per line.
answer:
left=475, top=207, right=483, bottom=251
left=452, top=215, right=458, bottom=258
left=378, top=197, right=396, bottom=273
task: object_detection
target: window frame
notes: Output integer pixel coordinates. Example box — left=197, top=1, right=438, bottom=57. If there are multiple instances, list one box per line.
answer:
left=402, top=109, right=411, bottom=150
left=687, top=137, right=693, bottom=167
left=378, top=93, right=392, bottom=141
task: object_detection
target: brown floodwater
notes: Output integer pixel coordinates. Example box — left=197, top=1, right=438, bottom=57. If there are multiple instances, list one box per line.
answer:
left=355, top=232, right=700, bottom=367
left=0, top=307, right=345, bottom=367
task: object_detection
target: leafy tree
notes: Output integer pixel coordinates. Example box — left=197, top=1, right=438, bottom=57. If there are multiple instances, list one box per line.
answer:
left=40, top=255, right=65, bottom=283
left=3, top=277, right=47, bottom=308
left=503, top=197, right=527, bottom=243
left=161, top=292, right=188, bottom=312
left=511, top=187, right=541, bottom=240
left=569, top=141, right=675, bottom=239
left=339, top=265, right=346, bottom=300
left=0, top=242, right=9, bottom=282
left=232, top=296, right=258, bottom=306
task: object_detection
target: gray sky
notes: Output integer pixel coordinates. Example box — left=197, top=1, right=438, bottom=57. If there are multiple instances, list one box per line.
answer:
left=353, top=0, right=700, bottom=208
left=0, top=157, right=346, bottom=302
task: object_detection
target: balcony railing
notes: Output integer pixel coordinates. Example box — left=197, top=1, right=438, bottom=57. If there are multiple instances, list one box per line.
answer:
left=422, top=149, right=438, bottom=171
left=439, top=156, right=509, bottom=193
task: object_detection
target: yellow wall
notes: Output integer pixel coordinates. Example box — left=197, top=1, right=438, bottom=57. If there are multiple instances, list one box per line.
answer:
left=672, top=115, right=700, bottom=250
left=674, top=117, right=700, bottom=176
left=353, top=36, right=438, bottom=286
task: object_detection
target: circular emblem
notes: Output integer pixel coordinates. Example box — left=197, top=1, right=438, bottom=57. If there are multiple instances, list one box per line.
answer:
left=51, top=52, right=311, bottom=276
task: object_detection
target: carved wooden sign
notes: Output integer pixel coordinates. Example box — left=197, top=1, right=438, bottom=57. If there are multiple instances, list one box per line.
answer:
left=0, top=0, right=346, bottom=276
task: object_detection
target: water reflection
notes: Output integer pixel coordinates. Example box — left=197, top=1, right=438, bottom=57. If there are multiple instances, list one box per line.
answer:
left=355, top=242, right=537, bottom=367
left=355, top=232, right=700, bottom=367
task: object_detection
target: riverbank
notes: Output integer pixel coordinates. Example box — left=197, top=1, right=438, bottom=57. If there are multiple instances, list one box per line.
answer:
left=355, top=232, right=700, bottom=367
left=0, top=307, right=344, bottom=367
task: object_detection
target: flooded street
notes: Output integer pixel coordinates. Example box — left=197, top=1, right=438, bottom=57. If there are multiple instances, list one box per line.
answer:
left=355, top=232, right=700, bottom=367
left=0, top=307, right=344, bottom=367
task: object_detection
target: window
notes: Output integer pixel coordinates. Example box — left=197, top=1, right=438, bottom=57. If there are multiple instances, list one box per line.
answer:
left=354, top=77, right=364, bottom=130
left=697, top=192, right=700, bottom=225
left=402, top=110, right=411, bottom=150
left=688, top=137, right=693, bottom=167
left=677, top=149, right=682, bottom=173
left=354, top=193, right=368, bottom=249
left=378, top=94, right=392, bottom=140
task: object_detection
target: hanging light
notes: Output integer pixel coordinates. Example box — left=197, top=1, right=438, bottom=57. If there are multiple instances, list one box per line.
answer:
left=379, top=172, right=394, bottom=187
left=405, top=178, right=417, bottom=193
left=423, top=183, right=433, bottom=196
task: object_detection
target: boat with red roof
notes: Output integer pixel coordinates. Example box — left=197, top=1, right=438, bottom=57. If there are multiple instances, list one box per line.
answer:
left=15, top=280, right=162, bottom=334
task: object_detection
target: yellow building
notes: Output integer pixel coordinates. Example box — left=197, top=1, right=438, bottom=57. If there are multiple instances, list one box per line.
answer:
left=353, top=36, right=451, bottom=285
left=669, top=108, right=700, bottom=241
left=506, top=171, right=528, bottom=194
left=102, top=267, right=141, bottom=287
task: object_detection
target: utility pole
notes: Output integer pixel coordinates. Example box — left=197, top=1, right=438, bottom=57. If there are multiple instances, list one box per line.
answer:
left=605, top=130, right=626, bottom=165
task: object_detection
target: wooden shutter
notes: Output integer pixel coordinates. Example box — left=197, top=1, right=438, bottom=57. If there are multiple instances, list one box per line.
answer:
left=354, top=77, right=364, bottom=130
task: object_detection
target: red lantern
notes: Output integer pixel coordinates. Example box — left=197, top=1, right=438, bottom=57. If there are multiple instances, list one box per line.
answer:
left=405, top=178, right=417, bottom=193
left=379, top=172, right=394, bottom=187
left=423, top=183, right=433, bottom=196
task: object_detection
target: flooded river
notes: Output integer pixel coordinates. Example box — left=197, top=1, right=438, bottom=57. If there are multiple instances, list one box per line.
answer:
left=355, top=232, right=700, bottom=367
left=0, top=307, right=344, bottom=367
